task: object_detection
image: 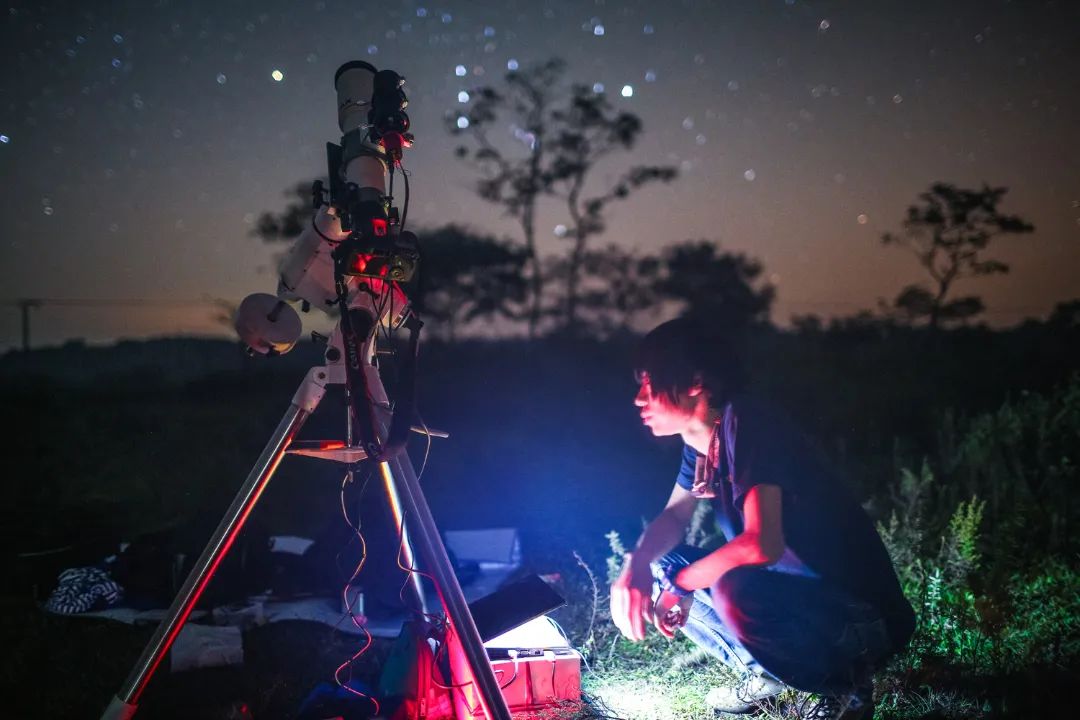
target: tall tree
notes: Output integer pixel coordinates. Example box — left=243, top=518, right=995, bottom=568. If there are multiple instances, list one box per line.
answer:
left=450, top=59, right=677, bottom=337
left=882, top=183, right=1034, bottom=329
left=544, top=86, right=677, bottom=334
left=449, top=60, right=563, bottom=338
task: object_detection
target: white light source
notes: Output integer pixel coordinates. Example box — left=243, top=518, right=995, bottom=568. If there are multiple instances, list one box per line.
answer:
left=621, top=84, right=633, bottom=97
left=271, top=69, right=284, bottom=82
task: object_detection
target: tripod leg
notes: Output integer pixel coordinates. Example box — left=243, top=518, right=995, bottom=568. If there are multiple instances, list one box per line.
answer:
left=382, top=451, right=513, bottom=720
left=100, top=368, right=329, bottom=720
left=358, top=359, right=510, bottom=720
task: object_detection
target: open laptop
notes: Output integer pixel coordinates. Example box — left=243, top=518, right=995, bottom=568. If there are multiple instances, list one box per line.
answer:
left=466, top=574, right=568, bottom=658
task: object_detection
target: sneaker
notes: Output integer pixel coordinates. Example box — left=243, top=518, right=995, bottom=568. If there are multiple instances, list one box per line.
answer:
left=798, top=689, right=873, bottom=720
left=705, top=674, right=787, bottom=715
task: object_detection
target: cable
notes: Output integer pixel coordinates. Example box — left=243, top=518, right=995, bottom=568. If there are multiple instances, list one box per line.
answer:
left=546, top=650, right=557, bottom=702
left=391, top=510, right=489, bottom=705
left=393, top=510, right=443, bottom=625
left=330, top=468, right=380, bottom=716
left=399, top=163, right=410, bottom=231
left=414, top=409, right=434, bottom=482
left=463, top=650, right=520, bottom=717
left=334, top=470, right=370, bottom=632
left=312, top=213, right=343, bottom=245
left=498, top=650, right=521, bottom=690
left=429, top=627, right=477, bottom=692
left=387, top=164, right=395, bottom=214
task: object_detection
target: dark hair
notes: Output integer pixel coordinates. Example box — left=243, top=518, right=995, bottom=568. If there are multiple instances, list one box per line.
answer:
left=633, top=315, right=745, bottom=405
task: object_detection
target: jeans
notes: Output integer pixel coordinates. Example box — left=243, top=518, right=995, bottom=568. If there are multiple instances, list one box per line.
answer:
left=652, top=545, right=893, bottom=695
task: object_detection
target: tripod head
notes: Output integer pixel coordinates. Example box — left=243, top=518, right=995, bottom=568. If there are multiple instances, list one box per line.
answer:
left=236, top=60, right=423, bottom=463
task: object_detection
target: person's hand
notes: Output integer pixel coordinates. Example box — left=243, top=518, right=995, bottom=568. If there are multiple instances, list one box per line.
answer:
left=609, top=554, right=655, bottom=641
left=651, top=589, right=694, bottom=639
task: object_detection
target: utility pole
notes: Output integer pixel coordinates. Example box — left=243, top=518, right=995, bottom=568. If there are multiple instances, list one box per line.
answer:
left=18, top=299, right=41, bottom=352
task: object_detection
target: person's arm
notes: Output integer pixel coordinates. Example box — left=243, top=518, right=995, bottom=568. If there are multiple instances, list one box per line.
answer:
left=674, top=483, right=785, bottom=591
left=610, top=483, right=698, bottom=641
left=632, top=482, right=699, bottom=565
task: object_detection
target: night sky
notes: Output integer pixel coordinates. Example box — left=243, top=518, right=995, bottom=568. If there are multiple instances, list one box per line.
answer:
left=2, top=0, right=1078, bottom=351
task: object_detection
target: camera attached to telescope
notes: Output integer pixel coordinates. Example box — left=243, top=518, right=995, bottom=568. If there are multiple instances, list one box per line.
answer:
left=324, top=60, right=418, bottom=283
left=237, top=60, right=428, bottom=463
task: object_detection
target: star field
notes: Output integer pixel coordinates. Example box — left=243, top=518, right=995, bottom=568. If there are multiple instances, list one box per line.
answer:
left=1, top=0, right=1078, bottom=348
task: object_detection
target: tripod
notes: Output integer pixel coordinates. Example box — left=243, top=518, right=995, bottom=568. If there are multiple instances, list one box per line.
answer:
left=100, top=59, right=513, bottom=720
left=101, top=334, right=512, bottom=720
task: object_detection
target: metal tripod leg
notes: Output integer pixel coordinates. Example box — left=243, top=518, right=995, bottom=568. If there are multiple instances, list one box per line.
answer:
left=362, top=363, right=511, bottom=720
left=101, top=361, right=511, bottom=720
left=382, top=452, right=512, bottom=720
left=100, top=367, right=330, bottom=720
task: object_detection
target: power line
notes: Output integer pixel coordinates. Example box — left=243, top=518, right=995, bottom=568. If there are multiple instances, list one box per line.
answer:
left=1, top=297, right=227, bottom=308
left=4, top=297, right=233, bottom=352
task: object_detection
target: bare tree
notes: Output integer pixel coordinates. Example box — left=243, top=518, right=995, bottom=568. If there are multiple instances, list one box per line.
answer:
left=449, top=60, right=564, bottom=338
left=450, top=59, right=677, bottom=337
left=882, top=183, right=1034, bottom=329
left=544, top=87, right=677, bottom=334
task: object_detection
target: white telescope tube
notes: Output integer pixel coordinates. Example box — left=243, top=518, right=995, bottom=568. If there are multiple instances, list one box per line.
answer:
left=335, top=61, right=377, bottom=135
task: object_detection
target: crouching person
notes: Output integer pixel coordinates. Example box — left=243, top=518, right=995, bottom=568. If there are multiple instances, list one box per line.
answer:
left=610, top=317, right=914, bottom=719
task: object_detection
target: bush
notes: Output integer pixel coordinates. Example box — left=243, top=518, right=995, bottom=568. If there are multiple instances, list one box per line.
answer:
left=879, top=375, right=1080, bottom=684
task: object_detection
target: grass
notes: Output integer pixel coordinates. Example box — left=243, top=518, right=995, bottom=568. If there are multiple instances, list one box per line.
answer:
left=2, top=357, right=1077, bottom=718
left=4, top=530, right=1077, bottom=719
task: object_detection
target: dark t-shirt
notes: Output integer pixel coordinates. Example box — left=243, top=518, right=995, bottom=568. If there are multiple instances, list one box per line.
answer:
left=676, top=395, right=914, bottom=646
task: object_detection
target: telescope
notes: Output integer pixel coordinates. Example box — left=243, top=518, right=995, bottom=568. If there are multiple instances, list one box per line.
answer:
left=101, top=60, right=513, bottom=720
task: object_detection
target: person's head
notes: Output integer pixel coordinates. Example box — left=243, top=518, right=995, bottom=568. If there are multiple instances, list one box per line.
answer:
left=632, top=315, right=744, bottom=436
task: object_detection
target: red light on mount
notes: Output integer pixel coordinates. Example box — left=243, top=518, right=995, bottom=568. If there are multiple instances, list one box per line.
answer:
left=347, top=252, right=393, bottom=278
left=372, top=218, right=388, bottom=237
left=350, top=254, right=370, bottom=275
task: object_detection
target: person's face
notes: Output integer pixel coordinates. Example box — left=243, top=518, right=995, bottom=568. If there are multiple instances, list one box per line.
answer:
left=634, top=373, right=697, bottom=436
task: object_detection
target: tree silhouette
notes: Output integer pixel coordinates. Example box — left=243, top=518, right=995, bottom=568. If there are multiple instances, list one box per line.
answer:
left=413, top=225, right=527, bottom=341
left=544, top=86, right=677, bottom=334
left=882, top=183, right=1034, bottom=329
left=449, top=60, right=562, bottom=338
left=1047, top=299, right=1080, bottom=329
left=654, top=240, right=775, bottom=329
left=450, top=58, right=677, bottom=337
left=551, top=244, right=662, bottom=336
left=251, top=180, right=322, bottom=243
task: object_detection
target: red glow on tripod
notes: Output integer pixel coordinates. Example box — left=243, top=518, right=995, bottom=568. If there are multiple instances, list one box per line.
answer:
left=371, top=218, right=388, bottom=236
